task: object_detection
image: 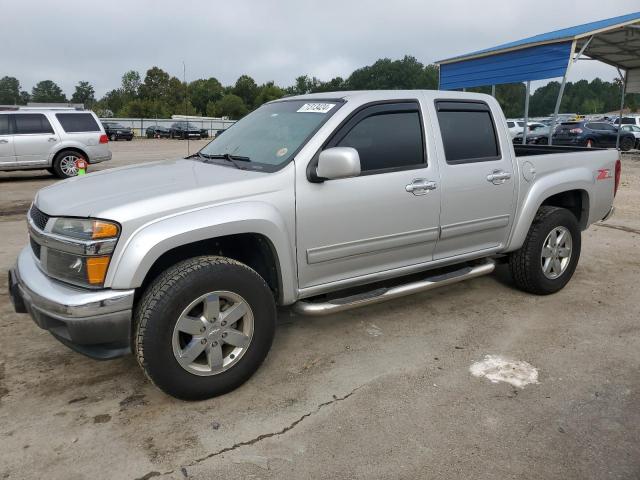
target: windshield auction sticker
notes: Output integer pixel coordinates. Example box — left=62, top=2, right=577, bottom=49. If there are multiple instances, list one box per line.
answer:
left=297, top=103, right=335, bottom=114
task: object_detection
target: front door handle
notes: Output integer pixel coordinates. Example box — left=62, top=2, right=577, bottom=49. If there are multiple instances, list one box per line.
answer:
left=0, top=139, right=8, bottom=144
left=406, top=178, right=437, bottom=195
left=48, top=138, right=57, bottom=142
left=487, top=170, right=512, bottom=185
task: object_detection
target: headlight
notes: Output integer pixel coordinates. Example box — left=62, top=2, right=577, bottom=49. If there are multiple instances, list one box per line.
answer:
left=51, top=218, right=119, bottom=240
left=40, top=218, right=120, bottom=288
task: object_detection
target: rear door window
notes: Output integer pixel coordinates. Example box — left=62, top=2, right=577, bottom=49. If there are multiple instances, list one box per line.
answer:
left=435, top=101, right=500, bottom=164
left=56, top=113, right=100, bottom=133
left=13, top=114, right=54, bottom=134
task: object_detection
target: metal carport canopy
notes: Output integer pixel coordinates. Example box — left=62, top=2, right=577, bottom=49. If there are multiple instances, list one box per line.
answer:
left=436, top=11, right=640, bottom=92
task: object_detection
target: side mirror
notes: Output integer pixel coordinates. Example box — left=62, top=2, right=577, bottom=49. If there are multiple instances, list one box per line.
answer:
left=315, top=147, right=361, bottom=181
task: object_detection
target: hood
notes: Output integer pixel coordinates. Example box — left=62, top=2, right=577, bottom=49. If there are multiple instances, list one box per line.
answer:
left=35, top=158, right=271, bottom=222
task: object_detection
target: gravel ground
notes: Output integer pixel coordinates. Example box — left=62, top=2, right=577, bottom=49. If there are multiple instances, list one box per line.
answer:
left=0, top=141, right=639, bottom=480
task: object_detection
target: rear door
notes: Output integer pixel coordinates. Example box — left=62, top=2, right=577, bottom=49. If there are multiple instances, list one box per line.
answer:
left=431, top=100, right=517, bottom=259
left=0, top=114, right=15, bottom=166
left=12, top=113, right=58, bottom=165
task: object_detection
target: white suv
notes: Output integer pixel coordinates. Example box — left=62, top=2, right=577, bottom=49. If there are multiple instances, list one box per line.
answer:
left=0, top=108, right=112, bottom=178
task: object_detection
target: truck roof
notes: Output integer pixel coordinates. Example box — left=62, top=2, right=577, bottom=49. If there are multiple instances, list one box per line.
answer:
left=279, top=89, right=496, bottom=104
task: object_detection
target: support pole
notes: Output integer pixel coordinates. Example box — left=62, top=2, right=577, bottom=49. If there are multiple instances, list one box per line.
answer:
left=548, top=72, right=569, bottom=146
left=616, top=68, right=627, bottom=150
left=491, top=85, right=496, bottom=97
left=522, top=81, right=531, bottom=145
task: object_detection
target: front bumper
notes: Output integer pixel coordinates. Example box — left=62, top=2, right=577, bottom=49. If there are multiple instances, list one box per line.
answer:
left=8, top=246, right=135, bottom=359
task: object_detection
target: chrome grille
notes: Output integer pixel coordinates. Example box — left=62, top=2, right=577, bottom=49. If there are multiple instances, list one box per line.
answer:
left=29, top=205, right=50, bottom=231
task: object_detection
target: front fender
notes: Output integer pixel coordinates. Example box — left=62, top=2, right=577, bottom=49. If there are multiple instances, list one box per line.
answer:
left=505, top=166, right=594, bottom=252
left=105, top=201, right=297, bottom=304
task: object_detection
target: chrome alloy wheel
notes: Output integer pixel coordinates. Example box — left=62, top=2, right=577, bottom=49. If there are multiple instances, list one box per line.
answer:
left=541, top=226, right=572, bottom=280
left=60, top=155, right=79, bottom=176
left=172, top=291, right=254, bottom=376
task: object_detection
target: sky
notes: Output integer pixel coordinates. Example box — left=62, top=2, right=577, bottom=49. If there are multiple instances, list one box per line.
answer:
left=2, top=0, right=638, bottom=98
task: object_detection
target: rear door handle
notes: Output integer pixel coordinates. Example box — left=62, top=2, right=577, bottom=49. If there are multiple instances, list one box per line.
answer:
left=0, top=139, right=8, bottom=144
left=48, top=138, right=57, bottom=142
left=487, top=170, right=512, bottom=185
left=406, top=178, right=437, bottom=195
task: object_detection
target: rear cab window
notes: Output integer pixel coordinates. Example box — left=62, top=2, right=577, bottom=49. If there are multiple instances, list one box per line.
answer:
left=13, top=114, right=54, bottom=135
left=435, top=101, right=500, bottom=164
left=56, top=113, right=100, bottom=133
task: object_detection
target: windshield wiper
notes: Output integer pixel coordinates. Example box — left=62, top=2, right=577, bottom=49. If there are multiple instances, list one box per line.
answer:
left=196, top=152, right=251, bottom=170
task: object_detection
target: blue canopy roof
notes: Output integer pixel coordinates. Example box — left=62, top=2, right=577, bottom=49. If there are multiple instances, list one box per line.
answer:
left=437, top=11, right=640, bottom=90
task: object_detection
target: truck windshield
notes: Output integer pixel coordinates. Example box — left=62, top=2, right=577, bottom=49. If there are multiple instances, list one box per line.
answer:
left=198, top=100, right=341, bottom=171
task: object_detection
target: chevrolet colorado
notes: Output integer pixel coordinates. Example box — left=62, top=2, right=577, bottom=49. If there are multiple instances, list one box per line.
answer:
left=9, top=91, right=620, bottom=399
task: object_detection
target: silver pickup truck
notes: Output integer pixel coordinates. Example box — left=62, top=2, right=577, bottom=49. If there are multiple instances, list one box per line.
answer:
left=8, top=91, right=620, bottom=400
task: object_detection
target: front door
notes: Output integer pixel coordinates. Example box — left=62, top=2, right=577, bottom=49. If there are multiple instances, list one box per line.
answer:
left=431, top=100, right=517, bottom=259
left=296, top=101, right=441, bottom=289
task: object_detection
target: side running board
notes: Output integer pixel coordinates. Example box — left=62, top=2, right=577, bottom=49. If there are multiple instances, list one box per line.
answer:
left=292, top=259, right=496, bottom=316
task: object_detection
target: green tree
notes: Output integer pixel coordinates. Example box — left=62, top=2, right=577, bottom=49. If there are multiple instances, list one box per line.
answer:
left=139, top=66, right=171, bottom=101
left=19, top=91, right=30, bottom=105
left=0, top=76, right=21, bottom=104
left=31, top=80, right=67, bottom=102
left=233, top=75, right=259, bottom=109
left=346, top=56, right=438, bottom=90
left=189, top=77, right=224, bottom=115
left=101, top=89, right=126, bottom=115
left=211, top=94, right=248, bottom=119
left=254, top=81, right=284, bottom=107
left=70, top=81, right=96, bottom=107
left=121, top=70, right=141, bottom=99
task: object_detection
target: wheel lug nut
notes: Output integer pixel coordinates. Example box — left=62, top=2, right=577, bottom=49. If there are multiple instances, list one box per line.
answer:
left=221, top=333, right=227, bottom=338
left=212, top=341, right=218, bottom=346
left=200, top=327, right=206, bottom=333
left=201, top=338, right=207, bottom=344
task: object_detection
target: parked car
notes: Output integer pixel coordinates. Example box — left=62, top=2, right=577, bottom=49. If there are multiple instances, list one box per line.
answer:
left=620, top=125, right=640, bottom=149
left=102, top=122, right=134, bottom=141
left=0, top=108, right=111, bottom=178
left=553, top=121, right=636, bottom=151
left=506, top=119, right=526, bottom=138
left=9, top=91, right=620, bottom=400
left=611, top=116, right=640, bottom=128
left=512, top=125, right=551, bottom=145
left=215, top=129, right=226, bottom=137
left=199, top=128, right=209, bottom=139
left=146, top=125, right=171, bottom=138
left=170, top=122, right=202, bottom=139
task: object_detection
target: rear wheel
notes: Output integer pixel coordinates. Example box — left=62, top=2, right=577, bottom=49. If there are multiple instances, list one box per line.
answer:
left=509, top=206, right=581, bottom=295
left=52, top=150, right=81, bottom=178
left=134, top=256, right=276, bottom=400
left=620, top=136, right=634, bottom=152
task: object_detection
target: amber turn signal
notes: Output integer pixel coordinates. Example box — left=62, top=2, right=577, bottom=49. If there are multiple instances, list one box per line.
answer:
left=86, top=256, right=110, bottom=284
left=92, top=221, right=119, bottom=239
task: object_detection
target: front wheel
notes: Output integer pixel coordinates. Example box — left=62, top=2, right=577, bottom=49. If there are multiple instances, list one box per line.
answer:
left=509, top=206, right=581, bottom=295
left=134, top=256, right=276, bottom=400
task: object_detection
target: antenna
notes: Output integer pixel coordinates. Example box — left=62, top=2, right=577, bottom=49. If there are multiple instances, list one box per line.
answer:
left=183, top=61, right=189, bottom=156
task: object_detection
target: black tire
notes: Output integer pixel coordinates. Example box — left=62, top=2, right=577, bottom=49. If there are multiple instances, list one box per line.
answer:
left=46, top=167, right=56, bottom=175
left=52, top=150, right=81, bottom=178
left=134, top=256, right=276, bottom=400
left=620, top=136, right=634, bottom=152
left=126, top=137, right=132, bottom=141
left=509, top=206, right=581, bottom=295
